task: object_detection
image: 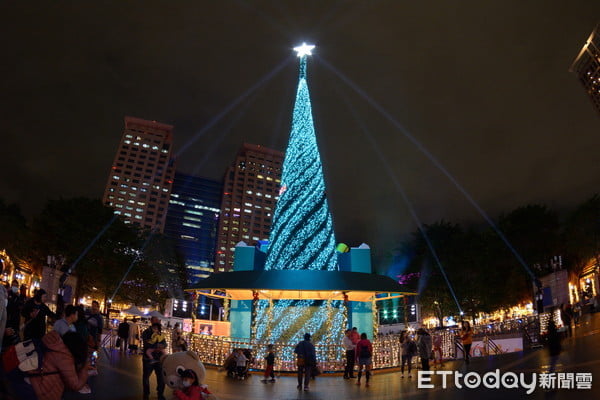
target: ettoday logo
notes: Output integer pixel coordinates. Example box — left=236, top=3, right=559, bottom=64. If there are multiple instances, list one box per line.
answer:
left=417, top=370, right=593, bottom=394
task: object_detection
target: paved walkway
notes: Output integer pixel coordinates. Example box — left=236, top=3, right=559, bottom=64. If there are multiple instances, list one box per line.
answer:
left=65, top=313, right=600, bottom=400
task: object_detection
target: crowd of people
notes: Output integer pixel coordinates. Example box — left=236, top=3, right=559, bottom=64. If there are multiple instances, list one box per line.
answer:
left=0, top=278, right=106, bottom=400
left=0, top=270, right=591, bottom=398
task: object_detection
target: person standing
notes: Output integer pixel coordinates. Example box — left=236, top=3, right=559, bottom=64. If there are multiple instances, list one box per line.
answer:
left=117, top=317, right=130, bottom=354
left=0, top=273, right=6, bottom=353
left=142, top=316, right=166, bottom=400
left=73, top=306, right=89, bottom=344
left=417, top=328, right=433, bottom=371
left=546, top=319, right=562, bottom=373
left=342, top=329, right=356, bottom=379
left=355, top=333, right=373, bottom=387
left=86, top=300, right=104, bottom=350
left=560, top=304, right=573, bottom=338
left=171, top=322, right=186, bottom=352
left=128, top=317, right=140, bottom=354
left=400, top=331, right=417, bottom=378
left=460, top=322, right=473, bottom=364
left=350, top=327, right=360, bottom=345
left=53, top=305, right=78, bottom=336
left=22, top=289, right=56, bottom=341
left=432, top=332, right=444, bottom=368
left=294, top=333, right=316, bottom=391
left=6, top=280, right=25, bottom=333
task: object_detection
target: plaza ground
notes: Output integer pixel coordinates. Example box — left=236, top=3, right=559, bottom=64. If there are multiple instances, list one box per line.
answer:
left=66, top=313, right=600, bottom=400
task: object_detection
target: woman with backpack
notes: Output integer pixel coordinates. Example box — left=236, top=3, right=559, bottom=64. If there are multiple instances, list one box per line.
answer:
left=28, top=330, right=90, bottom=400
left=400, top=331, right=417, bottom=378
left=355, top=333, right=373, bottom=387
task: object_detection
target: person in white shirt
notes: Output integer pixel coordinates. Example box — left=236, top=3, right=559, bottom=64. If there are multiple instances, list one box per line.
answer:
left=342, top=329, right=356, bottom=379
left=53, top=305, right=78, bottom=336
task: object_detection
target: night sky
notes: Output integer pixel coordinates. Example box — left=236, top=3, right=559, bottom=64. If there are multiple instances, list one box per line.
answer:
left=2, top=2, right=599, bottom=258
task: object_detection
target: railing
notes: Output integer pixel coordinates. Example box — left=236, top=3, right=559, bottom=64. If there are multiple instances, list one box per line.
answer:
left=522, top=316, right=542, bottom=348
left=486, top=337, right=502, bottom=355
left=99, top=317, right=540, bottom=372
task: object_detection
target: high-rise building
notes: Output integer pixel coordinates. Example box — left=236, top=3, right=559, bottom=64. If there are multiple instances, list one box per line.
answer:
left=570, top=24, right=600, bottom=116
left=164, top=172, right=222, bottom=283
left=215, top=143, right=284, bottom=272
left=102, top=116, right=176, bottom=232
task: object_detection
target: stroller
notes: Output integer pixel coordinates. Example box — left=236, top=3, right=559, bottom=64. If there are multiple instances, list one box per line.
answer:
left=224, top=350, right=238, bottom=378
left=225, top=348, right=254, bottom=380
left=238, top=349, right=254, bottom=379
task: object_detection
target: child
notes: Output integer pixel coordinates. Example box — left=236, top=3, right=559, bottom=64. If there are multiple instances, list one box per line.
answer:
left=261, top=344, right=276, bottom=383
left=234, top=348, right=248, bottom=379
left=145, top=322, right=167, bottom=361
left=174, top=369, right=202, bottom=400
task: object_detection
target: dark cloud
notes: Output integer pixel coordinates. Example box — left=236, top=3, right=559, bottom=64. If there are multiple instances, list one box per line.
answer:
left=1, top=1, right=599, bottom=258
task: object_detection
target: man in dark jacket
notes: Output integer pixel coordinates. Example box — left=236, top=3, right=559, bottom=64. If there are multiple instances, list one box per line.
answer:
left=294, top=333, right=316, bottom=391
left=142, top=316, right=166, bottom=400
left=117, top=317, right=130, bottom=354
left=417, top=328, right=433, bottom=371
left=86, top=300, right=104, bottom=349
left=22, top=289, right=56, bottom=340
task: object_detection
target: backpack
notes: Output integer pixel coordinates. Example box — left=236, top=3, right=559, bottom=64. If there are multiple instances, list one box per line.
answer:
left=2, top=340, right=45, bottom=373
left=2, top=340, right=49, bottom=400
left=359, top=343, right=371, bottom=358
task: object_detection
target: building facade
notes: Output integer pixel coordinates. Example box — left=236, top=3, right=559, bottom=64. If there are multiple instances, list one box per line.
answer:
left=164, top=173, right=222, bottom=283
left=215, top=143, right=284, bottom=272
left=102, top=116, right=176, bottom=233
left=570, top=24, right=600, bottom=116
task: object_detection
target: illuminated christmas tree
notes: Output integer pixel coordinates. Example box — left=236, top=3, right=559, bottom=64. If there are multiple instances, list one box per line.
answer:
left=264, top=43, right=338, bottom=271
left=253, top=44, right=345, bottom=352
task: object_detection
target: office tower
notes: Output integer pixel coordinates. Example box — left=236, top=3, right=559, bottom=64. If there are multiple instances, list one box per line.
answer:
left=570, top=24, right=600, bottom=116
left=215, top=143, right=284, bottom=272
left=102, top=116, right=176, bottom=232
left=164, top=172, right=222, bottom=283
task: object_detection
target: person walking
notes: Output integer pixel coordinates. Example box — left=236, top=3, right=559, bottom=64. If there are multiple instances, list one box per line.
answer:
left=400, top=331, right=417, bottom=378
left=294, top=333, right=316, bottom=391
left=417, top=328, right=433, bottom=371
left=355, top=333, right=373, bottom=387
left=117, top=317, right=130, bottom=354
left=342, top=329, right=356, bottom=379
left=460, top=321, right=473, bottom=364
left=142, top=316, right=166, bottom=400
left=261, top=344, right=276, bottom=383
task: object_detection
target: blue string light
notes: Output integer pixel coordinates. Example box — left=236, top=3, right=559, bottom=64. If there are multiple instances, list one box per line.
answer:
left=254, top=51, right=345, bottom=348
left=264, top=55, right=338, bottom=272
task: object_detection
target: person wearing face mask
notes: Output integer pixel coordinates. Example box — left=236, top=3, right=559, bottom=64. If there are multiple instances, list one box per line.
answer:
left=173, top=369, right=202, bottom=400
left=6, top=280, right=25, bottom=335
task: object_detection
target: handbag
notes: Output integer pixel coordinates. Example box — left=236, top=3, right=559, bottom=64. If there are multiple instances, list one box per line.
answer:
left=297, top=357, right=305, bottom=367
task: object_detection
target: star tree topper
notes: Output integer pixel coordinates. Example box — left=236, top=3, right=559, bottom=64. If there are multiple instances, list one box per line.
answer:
left=294, top=42, right=315, bottom=57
